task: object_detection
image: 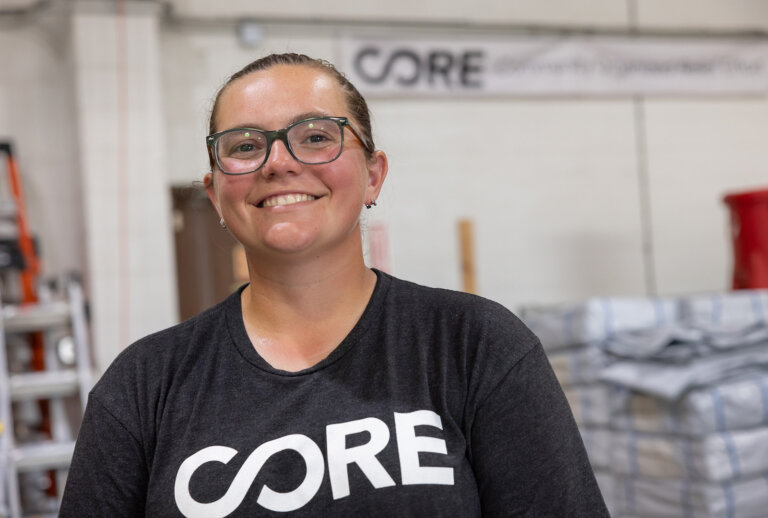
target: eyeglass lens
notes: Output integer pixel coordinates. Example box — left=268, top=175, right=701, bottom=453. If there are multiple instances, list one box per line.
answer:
left=215, top=118, right=344, bottom=174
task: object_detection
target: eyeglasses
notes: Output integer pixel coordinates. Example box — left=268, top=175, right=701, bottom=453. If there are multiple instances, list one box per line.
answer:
left=206, top=116, right=372, bottom=175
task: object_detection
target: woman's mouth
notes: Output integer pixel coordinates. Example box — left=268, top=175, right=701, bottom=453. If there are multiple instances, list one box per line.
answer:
left=259, top=193, right=318, bottom=208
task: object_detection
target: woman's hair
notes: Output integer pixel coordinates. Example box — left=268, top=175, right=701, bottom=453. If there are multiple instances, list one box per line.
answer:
left=207, top=53, right=374, bottom=171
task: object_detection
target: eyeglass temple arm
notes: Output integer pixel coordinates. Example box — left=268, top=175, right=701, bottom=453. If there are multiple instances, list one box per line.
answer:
left=343, top=122, right=374, bottom=153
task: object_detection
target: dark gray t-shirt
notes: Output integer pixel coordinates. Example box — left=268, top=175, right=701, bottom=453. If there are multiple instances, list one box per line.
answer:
left=61, top=270, right=608, bottom=517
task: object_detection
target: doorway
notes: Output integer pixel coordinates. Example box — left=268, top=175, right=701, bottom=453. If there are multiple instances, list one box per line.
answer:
left=171, top=186, right=244, bottom=321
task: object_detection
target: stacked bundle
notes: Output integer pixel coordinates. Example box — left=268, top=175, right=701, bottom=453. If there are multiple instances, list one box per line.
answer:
left=600, top=290, right=768, bottom=518
left=521, top=297, right=681, bottom=515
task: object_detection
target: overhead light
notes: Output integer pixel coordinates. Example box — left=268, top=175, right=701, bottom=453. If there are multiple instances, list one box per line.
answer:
left=237, top=21, right=264, bottom=48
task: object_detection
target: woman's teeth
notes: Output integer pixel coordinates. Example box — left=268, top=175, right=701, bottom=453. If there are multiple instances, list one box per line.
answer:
left=261, top=193, right=317, bottom=207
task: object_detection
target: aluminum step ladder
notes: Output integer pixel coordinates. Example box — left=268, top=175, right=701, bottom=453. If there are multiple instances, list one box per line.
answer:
left=0, top=276, right=93, bottom=517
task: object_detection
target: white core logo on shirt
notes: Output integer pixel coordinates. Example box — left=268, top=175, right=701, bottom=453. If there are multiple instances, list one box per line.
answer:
left=174, top=410, right=454, bottom=517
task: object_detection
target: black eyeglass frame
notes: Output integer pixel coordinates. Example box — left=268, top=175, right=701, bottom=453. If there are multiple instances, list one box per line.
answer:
left=206, top=116, right=373, bottom=175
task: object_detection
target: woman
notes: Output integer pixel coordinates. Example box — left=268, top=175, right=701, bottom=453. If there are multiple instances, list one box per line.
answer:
left=61, top=53, right=608, bottom=517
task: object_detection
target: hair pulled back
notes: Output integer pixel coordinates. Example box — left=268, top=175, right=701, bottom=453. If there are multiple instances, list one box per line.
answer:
left=207, top=53, right=374, bottom=171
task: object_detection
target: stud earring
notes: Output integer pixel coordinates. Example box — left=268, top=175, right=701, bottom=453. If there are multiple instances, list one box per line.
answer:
left=364, top=199, right=377, bottom=209
left=219, top=217, right=227, bottom=229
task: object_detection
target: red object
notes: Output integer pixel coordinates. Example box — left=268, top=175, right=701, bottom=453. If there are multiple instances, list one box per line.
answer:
left=2, top=143, right=44, bottom=370
left=1, top=142, right=40, bottom=302
left=724, top=187, right=768, bottom=289
left=7, top=153, right=40, bottom=303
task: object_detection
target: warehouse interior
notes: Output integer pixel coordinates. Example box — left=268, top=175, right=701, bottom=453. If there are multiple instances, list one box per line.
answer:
left=1, top=0, right=768, bottom=516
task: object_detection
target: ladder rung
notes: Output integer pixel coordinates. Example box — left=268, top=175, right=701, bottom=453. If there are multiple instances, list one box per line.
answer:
left=2, top=301, right=70, bottom=333
left=12, top=440, right=75, bottom=471
left=0, top=198, right=16, bottom=218
left=9, top=371, right=79, bottom=400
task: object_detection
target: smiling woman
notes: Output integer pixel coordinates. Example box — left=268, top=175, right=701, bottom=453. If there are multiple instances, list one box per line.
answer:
left=60, top=53, right=609, bottom=517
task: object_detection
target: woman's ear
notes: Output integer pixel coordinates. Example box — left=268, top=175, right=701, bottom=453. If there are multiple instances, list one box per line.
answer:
left=204, top=173, right=221, bottom=217
left=366, top=150, right=388, bottom=202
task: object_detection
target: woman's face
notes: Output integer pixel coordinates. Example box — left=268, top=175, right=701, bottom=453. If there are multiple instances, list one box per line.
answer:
left=205, top=65, right=387, bottom=264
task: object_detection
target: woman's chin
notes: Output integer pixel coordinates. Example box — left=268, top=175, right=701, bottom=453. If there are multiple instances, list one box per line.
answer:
left=236, top=218, right=361, bottom=262
left=260, top=223, right=322, bottom=255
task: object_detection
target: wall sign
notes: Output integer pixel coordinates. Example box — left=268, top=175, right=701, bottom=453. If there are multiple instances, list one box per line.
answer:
left=339, top=36, right=768, bottom=97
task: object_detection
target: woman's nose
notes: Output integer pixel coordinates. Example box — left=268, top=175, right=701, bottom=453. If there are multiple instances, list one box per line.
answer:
left=260, top=138, right=299, bottom=178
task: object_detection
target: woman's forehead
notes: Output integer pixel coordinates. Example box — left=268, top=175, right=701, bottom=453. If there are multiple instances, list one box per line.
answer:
left=217, top=65, right=349, bottom=128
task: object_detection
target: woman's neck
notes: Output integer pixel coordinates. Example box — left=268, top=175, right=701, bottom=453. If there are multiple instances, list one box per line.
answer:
left=240, top=255, right=377, bottom=371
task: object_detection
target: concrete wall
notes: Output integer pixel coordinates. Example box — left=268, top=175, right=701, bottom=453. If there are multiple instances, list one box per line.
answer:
left=1, top=0, right=767, bottom=369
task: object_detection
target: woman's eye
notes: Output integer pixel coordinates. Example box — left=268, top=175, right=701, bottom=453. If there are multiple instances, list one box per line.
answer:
left=307, top=133, right=330, bottom=144
left=296, top=130, right=336, bottom=147
left=228, top=140, right=263, bottom=156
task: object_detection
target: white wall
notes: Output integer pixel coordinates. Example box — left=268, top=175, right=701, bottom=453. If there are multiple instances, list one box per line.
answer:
left=2, top=0, right=768, bottom=370
left=370, top=99, right=647, bottom=307
left=165, top=0, right=629, bottom=28
left=163, top=0, right=768, bottom=31
left=161, top=15, right=768, bottom=310
left=637, top=1, right=768, bottom=30
left=0, top=6, right=85, bottom=280
left=645, top=100, right=768, bottom=295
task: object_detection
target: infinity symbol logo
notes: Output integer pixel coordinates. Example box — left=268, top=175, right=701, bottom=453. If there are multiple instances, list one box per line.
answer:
left=174, top=434, right=324, bottom=517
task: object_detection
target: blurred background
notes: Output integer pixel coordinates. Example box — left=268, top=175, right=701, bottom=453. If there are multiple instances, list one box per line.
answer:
left=1, top=0, right=765, bottom=372
left=1, top=1, right=768, bottom=515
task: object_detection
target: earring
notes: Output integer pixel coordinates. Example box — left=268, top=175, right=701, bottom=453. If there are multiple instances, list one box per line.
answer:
left=364, top=199, right=377, bottom=209
left=219, top=217, right=227, bottom=229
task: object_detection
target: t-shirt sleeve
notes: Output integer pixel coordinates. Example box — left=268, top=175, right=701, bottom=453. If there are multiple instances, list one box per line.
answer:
left=469, top=342, right=609, bottom=517
left=59, top=394, right=148, bottom=517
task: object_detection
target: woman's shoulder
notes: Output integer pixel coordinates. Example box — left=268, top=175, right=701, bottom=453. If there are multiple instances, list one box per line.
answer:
left=383, top=271, right=522, bottom=324
left=120, top=295, right=231, bottom=361
left=378, top=273, right=546, bottom=407
left=91, top=290, right=239, bottom=399
left=380, top=271, right=540, bottom=355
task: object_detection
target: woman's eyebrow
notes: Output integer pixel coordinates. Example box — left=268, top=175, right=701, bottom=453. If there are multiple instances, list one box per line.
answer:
left=287, top=111, right=331, bottom=125
left=223, top=112, right=332, bottom=132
